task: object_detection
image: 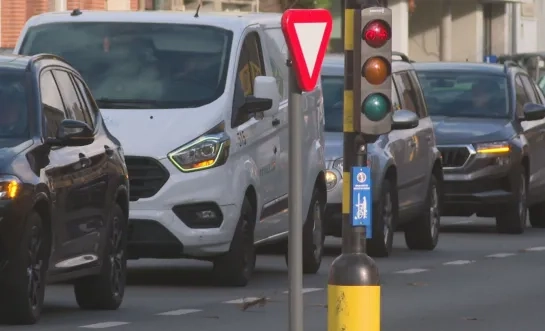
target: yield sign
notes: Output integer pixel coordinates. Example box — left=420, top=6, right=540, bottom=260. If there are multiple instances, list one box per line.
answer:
left=281, top=9, right=333, bottom=92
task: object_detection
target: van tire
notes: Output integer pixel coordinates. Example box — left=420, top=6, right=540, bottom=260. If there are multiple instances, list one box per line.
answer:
left=0, top=212, right=48, bottom=325
left=213, top=197, right=256, bottom=287
left=285, top=188, right=325, bottom=274
left=74, top=204, right=127, bottom=310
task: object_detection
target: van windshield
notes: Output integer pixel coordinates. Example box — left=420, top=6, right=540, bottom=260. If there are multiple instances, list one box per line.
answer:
left=20, top=22, right=233, bottom=109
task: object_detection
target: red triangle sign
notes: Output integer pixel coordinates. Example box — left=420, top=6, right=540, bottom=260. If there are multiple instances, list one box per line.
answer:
left=281, top=9, right=333, bottom=92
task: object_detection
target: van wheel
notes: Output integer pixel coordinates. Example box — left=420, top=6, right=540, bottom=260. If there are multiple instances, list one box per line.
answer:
left=213, top=197, right=256, bottom=287
left=0, top=212, right=48, bottom=325
left=368, top=179, right=395, bottom=257
left=285, top=188, right=325, bottom=274
left=404, top=174, right=440, bottom=250
left=529, top=201, right=545, bottom=228
left=496, top=170, right=527, bottom=234
left=74, top=204, right=127, bottom=310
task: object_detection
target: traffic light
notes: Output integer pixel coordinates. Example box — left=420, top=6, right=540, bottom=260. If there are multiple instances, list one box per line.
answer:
left=355, top=7, right=393, bottom=135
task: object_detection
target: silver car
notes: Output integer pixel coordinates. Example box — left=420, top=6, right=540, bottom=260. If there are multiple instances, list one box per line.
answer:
left=322, top=54, right=443, bottom=257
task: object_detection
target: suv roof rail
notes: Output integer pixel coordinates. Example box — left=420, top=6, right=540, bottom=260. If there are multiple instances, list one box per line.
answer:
left=503, top=60, right=521, bottom=73
left=392, top=51, right=412, bottom=63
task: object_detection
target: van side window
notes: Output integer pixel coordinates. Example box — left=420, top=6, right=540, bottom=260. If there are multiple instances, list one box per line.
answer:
left=232, top=32, right=265, bottom=127
left=265, top=28, right=288, bottom=100
left=40, top=71, right=66, bottom=139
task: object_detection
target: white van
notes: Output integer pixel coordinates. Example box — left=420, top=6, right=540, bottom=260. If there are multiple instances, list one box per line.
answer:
left=15, top=10, right=327, bottom=286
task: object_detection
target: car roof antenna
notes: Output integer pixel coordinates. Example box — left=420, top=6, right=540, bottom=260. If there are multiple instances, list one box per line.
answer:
left=194, top=0, right=202, bottom=18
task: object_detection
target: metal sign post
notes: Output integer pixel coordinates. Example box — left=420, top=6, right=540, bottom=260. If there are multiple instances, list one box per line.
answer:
left=281, top=9, right=332, bottom=331
left=287, top=56, right=303, bottom=331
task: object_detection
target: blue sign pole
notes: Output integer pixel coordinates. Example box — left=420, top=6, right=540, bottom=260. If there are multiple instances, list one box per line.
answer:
left=351, top=166, right=372, bottom=238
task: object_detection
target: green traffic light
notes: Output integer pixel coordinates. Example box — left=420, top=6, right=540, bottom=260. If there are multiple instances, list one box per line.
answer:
left=361, top=93, right=390, bottom=121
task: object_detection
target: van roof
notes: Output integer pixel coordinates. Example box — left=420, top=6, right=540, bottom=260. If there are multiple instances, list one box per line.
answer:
left=25, top=10, right=283, bottom=33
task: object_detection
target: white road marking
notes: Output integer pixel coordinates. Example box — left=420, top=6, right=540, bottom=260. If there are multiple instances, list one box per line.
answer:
left=525, top=246, right=545, bottom=252
left=486, top=253, right=516, bottom=258
left=394, top=268, right=429, bottom=274
left=223, top=297, right=266, bottom=304
left=156, top=309, right=202, bottom=316
left=443, top=260, right=475, bottom=265
left=283, top=287, right=323, bottom=294
left=80, top=322, right=130, bottom=329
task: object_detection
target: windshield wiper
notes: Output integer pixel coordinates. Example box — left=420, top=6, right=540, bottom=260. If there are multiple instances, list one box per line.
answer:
left=95, top=98, right=170, bottom=109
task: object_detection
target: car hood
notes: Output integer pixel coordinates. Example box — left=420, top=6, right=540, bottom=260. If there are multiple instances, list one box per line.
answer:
left=0, top=139, right=33, bottom=171
left=431, top=116, right=514, bottom=145
left=324, top=131, right=378, bottom=161
left=101, top=106, right=224, bottom=159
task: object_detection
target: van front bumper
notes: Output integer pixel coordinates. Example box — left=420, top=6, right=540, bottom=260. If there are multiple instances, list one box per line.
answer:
left=126, top=156, right=240, bottom=259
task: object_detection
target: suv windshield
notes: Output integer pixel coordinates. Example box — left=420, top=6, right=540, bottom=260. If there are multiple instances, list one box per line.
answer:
left=322, top=75, right=344, bottom=132
left=417, top=71, right=509, bottom=118
left=0, top=69, right=28, bottom=138
left=20, top=22, right=233, bottom=109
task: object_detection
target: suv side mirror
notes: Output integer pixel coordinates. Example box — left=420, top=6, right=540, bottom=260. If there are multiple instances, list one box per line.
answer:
left=252, top=76, right=280, bottom=116
left=391, top=109, right=419, bottom=130
left=523, top=102, right=545, bottom=121
left=47, top=119, right=94, bottom=147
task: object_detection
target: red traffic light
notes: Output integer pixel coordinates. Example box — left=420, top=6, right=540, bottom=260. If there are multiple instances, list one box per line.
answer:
left=363, top=20, right=391, bottom=48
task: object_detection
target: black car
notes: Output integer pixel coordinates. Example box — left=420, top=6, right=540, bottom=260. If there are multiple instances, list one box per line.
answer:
left=0, top=54, right=129, bottom=324
left=413, top=61, right=545, bottom=234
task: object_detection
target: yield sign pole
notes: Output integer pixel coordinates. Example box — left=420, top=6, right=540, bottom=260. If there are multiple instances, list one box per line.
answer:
left=281, top=8, right=332, bottom=331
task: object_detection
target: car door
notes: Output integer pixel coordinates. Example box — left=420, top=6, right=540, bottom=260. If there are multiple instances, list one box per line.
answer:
left=392, top=71, right=426, bottom=209
left=519, top=74, right=545, bottom=197
left=231, top=30, right=280, bottom=241
left=263, top=27, right=290, bottom=235
left=52, top=69, right=103, bottom=260
left=39, top=70, right=90, bottom=270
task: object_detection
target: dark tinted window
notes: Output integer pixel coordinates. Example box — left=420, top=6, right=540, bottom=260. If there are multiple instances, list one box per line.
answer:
left=0, top=70, right=28, bottom=138
left=417, top=71, right=509, bottom=118
left=322, top=75, right=344, bottom=132
left=520, top=74, right=538, bottom=103
left=40, top=71, right=66, bottom=138
left=515, top=75, right=530, bottom=116
left=71, top=75, right=95, bottom=128
left=21, top=22, right=233, bottom=109
left=54, top=70, right=85, bottom=122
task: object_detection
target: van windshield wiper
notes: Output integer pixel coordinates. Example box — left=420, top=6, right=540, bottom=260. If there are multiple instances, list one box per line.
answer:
left=95, top=98, right=172, bottom=109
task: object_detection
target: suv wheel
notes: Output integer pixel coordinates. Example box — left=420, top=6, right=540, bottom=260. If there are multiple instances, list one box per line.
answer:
left=285, top=188, right=325, bottom=274
left=368, top=179, right=396, bottom=257
left=74, top=204, right=127, bottom=310
left=496, top=170, right=527, bottom=234
left=0, top=212, right=48, bottom=325
left=404, top=174, right=440, bottom=250
left=213, top=197, right=256, bottom=287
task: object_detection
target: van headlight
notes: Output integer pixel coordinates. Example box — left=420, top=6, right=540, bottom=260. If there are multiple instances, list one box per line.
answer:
left=325, top=170, right=337, bottom=190
left=168, top=132, right=230, bottom=172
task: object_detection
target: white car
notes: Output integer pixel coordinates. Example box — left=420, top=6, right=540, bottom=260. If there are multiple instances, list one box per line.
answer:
left=15, top=10, right=328, bottom=286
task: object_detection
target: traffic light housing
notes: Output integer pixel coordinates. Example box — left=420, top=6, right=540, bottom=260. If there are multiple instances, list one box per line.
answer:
left=353, top=7, right=393, bottom=136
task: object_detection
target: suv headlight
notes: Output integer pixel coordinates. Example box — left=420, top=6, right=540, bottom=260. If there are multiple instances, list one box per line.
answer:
left=332, top=158, right=343, bottom=175
left=0, top=175, right=21, bottom=200
left=168, top=132, right=230, bottom=172
left=475, top=141, right=510, bottom=154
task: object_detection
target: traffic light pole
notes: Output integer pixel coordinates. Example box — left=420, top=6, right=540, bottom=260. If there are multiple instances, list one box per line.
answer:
left=327, top=1, right=381, bottom=330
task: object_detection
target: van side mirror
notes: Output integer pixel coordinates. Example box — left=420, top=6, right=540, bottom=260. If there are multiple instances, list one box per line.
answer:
left=240, top=96, right=272, bottom=114
left=252, top=76, right=280, bottom=116
left=391, top=109, right=419, bottom=130
left=46, top=119, right=94, bottom=146
left=523, top=102, right=545, bottom=121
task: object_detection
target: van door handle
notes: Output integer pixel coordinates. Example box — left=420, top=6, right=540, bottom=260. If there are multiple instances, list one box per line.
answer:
left=272, top=118, right=280, bottom=127
left=79, top=153, right=91, bottom=168
left=104, top=145, right=114, bottom=157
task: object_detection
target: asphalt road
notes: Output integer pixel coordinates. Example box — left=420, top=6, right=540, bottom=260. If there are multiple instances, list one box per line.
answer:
left=3, top=216, right=545, bottom=331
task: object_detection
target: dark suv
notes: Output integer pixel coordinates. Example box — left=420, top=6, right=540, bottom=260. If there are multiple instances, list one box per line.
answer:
left=414, top=61, right=545, bottom=234
left=0, top=54, right=129, bottom=324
